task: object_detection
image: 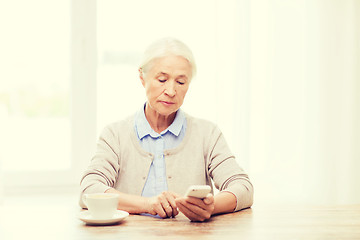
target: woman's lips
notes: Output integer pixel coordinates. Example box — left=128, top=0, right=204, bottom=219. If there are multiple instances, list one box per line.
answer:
left=160, top=101, right=175, bottom=106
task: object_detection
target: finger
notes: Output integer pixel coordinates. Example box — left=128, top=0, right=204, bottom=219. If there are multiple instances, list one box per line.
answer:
left=160, top=194, right=173, bottom=218
left=166, top=192, right=179, bottom=217
left=176, top=198, right=209, bottom=221
left=176, top=200, right=206, bottom=222
left=186, top=201, right=211, bottom=218
left=184, top=197, right=208, bottom=210
left=150, top=195, right=167, bottom=218
left=163, top=204, right=173, bottom=218
left=152, top=203, right=167, bottom=218
left=169, top=201, right=179, bottom=218
left=172, top=203, right=179, bottom=217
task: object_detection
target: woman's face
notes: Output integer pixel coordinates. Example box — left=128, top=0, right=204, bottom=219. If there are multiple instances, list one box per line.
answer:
left=140, top=55, right=192, bottom=118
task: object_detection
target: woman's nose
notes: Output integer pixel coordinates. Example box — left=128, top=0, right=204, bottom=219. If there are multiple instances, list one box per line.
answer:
left=164, top=81, right=176, bottom=97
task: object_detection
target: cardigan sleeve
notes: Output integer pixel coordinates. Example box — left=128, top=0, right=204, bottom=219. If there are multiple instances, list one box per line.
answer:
left=207, top=126, right=254, bottom=211
left=79, top=124, right=120, bottom=208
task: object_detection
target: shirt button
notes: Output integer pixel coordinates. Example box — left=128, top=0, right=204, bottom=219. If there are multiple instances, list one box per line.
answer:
left=142, top=176, right=146, bottom=180
left=168, top=176, right=172, bottom=179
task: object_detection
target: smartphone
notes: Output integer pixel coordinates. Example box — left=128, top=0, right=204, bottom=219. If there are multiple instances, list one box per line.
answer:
left=185, top=185, right=211, bottom=199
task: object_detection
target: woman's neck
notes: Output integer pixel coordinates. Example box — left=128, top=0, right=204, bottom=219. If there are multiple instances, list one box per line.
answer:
left=144, top=104, right=176, bottom=133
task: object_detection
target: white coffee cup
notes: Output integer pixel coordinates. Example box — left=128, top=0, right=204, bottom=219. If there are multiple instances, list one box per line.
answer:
left=82, top=193, right=119, bottom=219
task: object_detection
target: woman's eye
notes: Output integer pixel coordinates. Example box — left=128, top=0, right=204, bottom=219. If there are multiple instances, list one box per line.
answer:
left=177, top=81, right=185, bottom=85
left=158, top=79, right=167, bottom=83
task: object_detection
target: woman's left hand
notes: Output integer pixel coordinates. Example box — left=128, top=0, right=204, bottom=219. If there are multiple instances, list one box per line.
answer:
left=175, top=193, right=215, bottom=222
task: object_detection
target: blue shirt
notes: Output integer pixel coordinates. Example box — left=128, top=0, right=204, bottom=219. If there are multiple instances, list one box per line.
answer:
left=134, top=105, right=187, bottom=197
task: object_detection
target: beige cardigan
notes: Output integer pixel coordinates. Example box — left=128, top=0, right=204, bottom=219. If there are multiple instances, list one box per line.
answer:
left=80, top=113, right=253, bottom=211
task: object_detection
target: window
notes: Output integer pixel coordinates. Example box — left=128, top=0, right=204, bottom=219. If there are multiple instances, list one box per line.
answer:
left=0, top=1, right=70, bottom=173
left=0, top=0, right=97, bottom=192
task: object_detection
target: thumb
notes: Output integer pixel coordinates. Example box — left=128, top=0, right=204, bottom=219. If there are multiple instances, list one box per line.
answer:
left=203, top=193, right=213, bottom=205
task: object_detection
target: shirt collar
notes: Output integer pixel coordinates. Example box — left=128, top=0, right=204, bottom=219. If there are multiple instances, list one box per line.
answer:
left=135, top=104, right=185, bottom=140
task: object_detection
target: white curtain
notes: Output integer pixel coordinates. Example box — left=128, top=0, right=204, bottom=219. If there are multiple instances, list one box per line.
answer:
left=242, top=0, right=360, bottom=205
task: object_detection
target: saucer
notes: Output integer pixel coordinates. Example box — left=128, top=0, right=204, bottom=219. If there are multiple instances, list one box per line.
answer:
left=79, top=210, right=129, bottom=225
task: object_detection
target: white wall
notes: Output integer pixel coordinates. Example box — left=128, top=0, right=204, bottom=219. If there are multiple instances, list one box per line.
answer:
left=248, top=0, right=360, bottom=205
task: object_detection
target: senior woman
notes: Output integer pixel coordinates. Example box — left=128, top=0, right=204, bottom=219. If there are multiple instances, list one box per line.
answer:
left=80, top=38, right=253, bottom=222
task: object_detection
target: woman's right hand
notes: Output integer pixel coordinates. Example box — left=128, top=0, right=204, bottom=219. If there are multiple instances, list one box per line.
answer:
left=145, top=191, right=179, bottom=218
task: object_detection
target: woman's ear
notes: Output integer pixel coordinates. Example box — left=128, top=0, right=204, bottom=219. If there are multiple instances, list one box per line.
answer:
left=139, top=68, right=145, bottom=86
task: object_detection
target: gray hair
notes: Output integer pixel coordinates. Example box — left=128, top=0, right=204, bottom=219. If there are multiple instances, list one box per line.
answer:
left=139, top=38, right=196, bottom=79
